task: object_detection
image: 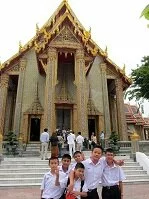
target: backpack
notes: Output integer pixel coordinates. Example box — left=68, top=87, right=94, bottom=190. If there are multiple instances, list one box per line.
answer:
left=60, top=178, right=85, bottom=199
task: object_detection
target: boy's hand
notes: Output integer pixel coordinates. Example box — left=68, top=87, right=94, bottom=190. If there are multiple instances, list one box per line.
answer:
left=71, top=191, right=80, bottom=197
left=55, top=168, right=59, bottom=176
left=67, top=183, right=74, bottom=192
left=114, top=159, right=124, bottom=166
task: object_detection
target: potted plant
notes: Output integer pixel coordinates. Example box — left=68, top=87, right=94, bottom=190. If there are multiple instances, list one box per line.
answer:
left=4, top=131, right=19, bottom=156
left=109, top=131, right=120, bottom=153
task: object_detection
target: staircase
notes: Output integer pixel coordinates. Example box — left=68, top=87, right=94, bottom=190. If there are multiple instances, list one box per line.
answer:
left=22, top=143, right=41, bottom=157
left=0, top=151, right=149, bottom=187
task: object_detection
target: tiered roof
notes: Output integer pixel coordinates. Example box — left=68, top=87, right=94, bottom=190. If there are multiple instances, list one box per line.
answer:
left=125, top=104, right=145, bottom=125
left=0, top=0, right=131, bottom=86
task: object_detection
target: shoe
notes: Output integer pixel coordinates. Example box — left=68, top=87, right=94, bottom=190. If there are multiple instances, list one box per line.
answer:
left=45, top=158, right=49, bottom=160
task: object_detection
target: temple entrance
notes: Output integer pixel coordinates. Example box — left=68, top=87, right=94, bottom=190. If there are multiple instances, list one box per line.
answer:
left=30, top=118, right=40, bottom=141
left=56, top=109, right=71, bottom=130
left=88, top=119, right=96, bottom=139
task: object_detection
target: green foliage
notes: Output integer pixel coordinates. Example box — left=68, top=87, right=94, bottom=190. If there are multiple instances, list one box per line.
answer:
left=125, top=56, right=149, bottom=101
left=109, top=132, right=120, bottom=153
left=4, top=131, right=19, bottom=156
left=141, top=4, right=149, bottom=20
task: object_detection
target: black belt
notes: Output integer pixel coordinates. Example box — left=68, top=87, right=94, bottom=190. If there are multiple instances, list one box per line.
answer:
left=103, top=185, right=119, bottom=190
left=88, top=188, right=97, bottom=192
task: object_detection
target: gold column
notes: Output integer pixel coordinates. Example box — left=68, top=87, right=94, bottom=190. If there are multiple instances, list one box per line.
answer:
left=13, top=58, right=27, bottom=135
left=76, top=49, right=88, bottom=137
left=0, top=74, right=9, bottom=138
left=72, top=104, right=78, bottom=133
left=44, top=48, right=57, bottom=133
left=100, top=63, right=111, bottom=138
left=115, top=78, right=127, bottom=140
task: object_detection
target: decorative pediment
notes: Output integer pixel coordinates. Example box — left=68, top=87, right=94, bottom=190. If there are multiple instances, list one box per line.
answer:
left=106, top=68, right=117, bottom=78
left=8, top=64, right=20, bottom=72
left=25, top=98, right=44, bottom=114
left=50, top=26, right=82, bottom=49
left=87, top=97, right=101, bottom=115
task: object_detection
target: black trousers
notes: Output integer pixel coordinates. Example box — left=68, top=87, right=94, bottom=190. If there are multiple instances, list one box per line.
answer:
left=87, top=188, right=99, bottom=199
left=102, top=185, right=121, bottom=199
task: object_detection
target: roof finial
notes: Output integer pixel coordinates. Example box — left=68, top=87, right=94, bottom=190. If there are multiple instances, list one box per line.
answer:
left=105, top=46, right=108, bottom=57
left=89, top=27, right=91, bottom=34
left=63, top=0, right=68, bottom=3
left=122, top=64, right=126, bottom=74
left=36, top=23, right=39, bottom=34
left=19, top=41, right=23, bottom=52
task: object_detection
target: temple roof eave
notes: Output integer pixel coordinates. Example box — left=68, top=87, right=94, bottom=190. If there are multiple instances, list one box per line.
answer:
left=0, top=0, right=131, bottom=86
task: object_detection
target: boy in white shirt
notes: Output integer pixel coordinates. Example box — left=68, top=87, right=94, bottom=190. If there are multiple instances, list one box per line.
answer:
left=57, top=163, right=88, bottom=199
left=101, top=148, right=125, bottom=199
left=76, top=132, right=84, bottom=151
left=59, top=154, right=72, bottom=178
left=40, top=157, right=65, bottom=199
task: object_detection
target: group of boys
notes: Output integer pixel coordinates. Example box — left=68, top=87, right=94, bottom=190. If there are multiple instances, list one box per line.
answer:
left=41, top=145, right=125, bottom=199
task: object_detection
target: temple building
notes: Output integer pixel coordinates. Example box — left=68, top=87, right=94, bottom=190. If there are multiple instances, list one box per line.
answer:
left=125, top=104, right=149, bottom=140
left=0, top=0, right=131, bottom=144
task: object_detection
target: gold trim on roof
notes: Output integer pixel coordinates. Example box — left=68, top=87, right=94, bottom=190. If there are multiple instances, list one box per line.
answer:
left=0, top=0, right=131, bottom=85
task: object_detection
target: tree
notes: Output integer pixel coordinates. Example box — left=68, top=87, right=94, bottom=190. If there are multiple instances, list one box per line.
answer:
left=126, top=56, right=149, bottom=101
left=141, top=4, right=149, bottom=20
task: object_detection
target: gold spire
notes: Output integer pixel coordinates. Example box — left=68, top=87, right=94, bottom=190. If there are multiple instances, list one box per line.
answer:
left=105, top=46, right=108, bottom=57
left=19, top=41, right=23, bottom=52
left=36, top=23, right=39, bottom=34
left=122, top=64, right=126, bottom=74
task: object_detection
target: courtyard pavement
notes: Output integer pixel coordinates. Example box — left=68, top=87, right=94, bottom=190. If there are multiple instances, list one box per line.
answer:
left=0, top=184, right=149, bottom=199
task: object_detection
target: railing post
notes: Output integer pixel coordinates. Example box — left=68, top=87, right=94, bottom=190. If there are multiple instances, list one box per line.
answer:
left=130, top=132, right=140, bottom=161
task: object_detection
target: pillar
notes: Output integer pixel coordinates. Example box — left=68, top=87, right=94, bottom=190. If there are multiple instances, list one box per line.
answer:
left=0, top=74, right=9, bottom=137
left=100, top=63, right=111, bottom=138
left=13, top=58, right=27, bottom=135
left=75, top=49, right=88, bottom=137
left=44, top=48, right=57, bottom=133
left=115, top=78, right=127, bottom=140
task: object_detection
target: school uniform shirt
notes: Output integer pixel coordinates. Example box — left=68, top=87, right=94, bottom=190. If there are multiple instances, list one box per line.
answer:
left=73, top=178, right=88, bottom=199
left=40, top=171, right=66, bottom=199
left=101, top=162, right=126, bottom=187
left=82, top=157, right=105, bottom=190
left=59, top=165, right=72, bottom=178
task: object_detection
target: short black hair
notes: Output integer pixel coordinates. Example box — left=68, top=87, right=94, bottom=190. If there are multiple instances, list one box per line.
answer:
left=75, top=162, right=85, bottom=170
left=62, top=154, right=71, bottom=161
left=73, top=151, right=82, bottom=157
left=92, top=145, right=103, bottom=152
left=49, top=157, right=59, bottom=164
left=78, top=132, right=81, bottom=135
left=105, top=148, right=114, bottom=154
left=44, top=128, right=48, bottom=132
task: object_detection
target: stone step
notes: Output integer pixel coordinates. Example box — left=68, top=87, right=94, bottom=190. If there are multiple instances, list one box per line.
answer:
left=124, top=170, right=147, bottom=175
left=122, top=166, right=143, bottom=170
left=126, top=175, right=149, bottom=180
left=0, top=168, right=49, bottom=173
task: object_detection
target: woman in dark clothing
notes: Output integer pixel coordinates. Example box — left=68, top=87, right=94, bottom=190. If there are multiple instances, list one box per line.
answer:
left=50, top=132, right=59, bottom=157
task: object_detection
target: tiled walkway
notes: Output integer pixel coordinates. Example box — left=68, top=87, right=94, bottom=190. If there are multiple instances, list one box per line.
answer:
left=0, top=184, right=149, bottom=199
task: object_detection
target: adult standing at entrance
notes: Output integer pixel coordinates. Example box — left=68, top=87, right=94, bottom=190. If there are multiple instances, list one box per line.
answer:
left=76, top=132, right=84, bottom=151
left=67, top=130, right=75, bottom=157
left=40, top=128, right=49, bottom=160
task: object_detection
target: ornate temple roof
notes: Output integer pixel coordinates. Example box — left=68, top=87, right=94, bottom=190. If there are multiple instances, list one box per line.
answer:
left=0, top=0, right=131, bottom=86
left=125, top=104, right=145, bottom=125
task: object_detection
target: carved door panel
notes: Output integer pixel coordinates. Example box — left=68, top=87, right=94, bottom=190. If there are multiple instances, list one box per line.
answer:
left=56, top=109, right=71, bottom=130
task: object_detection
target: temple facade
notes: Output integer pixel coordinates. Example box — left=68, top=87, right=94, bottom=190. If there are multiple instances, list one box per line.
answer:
left=0, top=0, right=131, bottom=143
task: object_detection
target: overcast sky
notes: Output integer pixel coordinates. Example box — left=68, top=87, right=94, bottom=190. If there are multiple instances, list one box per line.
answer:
left=0, top=0, right=149, bottom=116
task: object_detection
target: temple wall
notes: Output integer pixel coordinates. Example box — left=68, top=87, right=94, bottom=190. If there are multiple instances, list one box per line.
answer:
left=22, top=49, right=39, bottom=113
left=87, top=56, right=104, bottom=113
left=38, top=74, right=45, bottom=108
